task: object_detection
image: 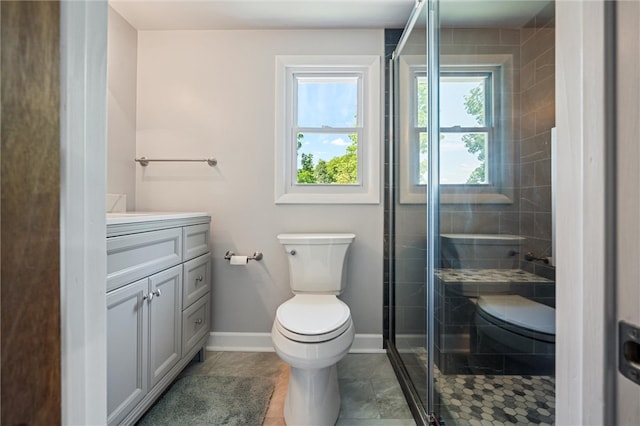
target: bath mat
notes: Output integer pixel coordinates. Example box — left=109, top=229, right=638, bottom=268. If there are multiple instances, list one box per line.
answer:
left=136, top=375, right=275, bottom=426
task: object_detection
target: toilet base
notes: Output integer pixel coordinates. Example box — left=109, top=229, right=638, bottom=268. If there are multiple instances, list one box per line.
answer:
left=284, top=364, right=341, bottom=426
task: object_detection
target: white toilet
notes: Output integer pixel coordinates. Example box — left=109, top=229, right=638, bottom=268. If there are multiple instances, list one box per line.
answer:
left=271, top=233, right=356, bottom=426
left=475, top=294, right=555, bottom=355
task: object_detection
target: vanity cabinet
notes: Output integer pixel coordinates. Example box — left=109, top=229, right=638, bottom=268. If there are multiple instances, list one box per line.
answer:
left=106, top=214, right=211, bottom=426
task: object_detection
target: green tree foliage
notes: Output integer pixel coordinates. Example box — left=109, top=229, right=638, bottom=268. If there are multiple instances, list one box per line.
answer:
left=417, top=78, right=429, bottom=182
left=296, top=133, right=358, bottom=184
left=462, top=86, right=487, bottom=184
left=298, top=152, right=316, bottom=183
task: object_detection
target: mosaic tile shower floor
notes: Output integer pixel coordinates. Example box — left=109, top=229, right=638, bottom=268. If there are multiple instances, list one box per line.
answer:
left=435, top=370, right=555, bottom=425
left=412, top=350, right=555, bottom=425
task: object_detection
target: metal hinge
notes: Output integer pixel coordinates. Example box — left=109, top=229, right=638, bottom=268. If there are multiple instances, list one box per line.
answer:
left=619, top=321, right=640, bottom=385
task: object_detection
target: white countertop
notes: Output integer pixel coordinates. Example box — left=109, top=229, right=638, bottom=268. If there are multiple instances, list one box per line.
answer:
left=106, top=211, right=209, bottom=225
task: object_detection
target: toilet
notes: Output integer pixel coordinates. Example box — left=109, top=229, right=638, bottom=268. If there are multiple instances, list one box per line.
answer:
left=475, top=295, right=555, bottom=362
left=271, top=233, right=356, bottom=426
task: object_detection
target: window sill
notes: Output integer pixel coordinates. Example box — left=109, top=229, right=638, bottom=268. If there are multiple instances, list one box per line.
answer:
left=275, top=191, right=380, bottom=205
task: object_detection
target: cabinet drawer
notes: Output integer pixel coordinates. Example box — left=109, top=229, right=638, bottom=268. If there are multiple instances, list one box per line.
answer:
left=183, top=223, right=210, bottom=261
left=182, top=296, right=209, bottom=353
left=183, top=254, right=211, bottom=309
left=107, top=228, right=182, bottom=292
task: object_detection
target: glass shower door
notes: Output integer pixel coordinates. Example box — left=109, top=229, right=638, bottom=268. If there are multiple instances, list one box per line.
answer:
left=432, top=1, right=557, bottom=424
left=389, top=0, right=557, bottom=424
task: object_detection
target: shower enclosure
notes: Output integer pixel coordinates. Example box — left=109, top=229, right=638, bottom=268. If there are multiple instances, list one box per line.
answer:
left=387, top=1, right=556, bottom=424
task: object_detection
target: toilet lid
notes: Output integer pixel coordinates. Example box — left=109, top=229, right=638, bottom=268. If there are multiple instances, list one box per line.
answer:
left=276, top=295, right=351, bottom=343
left=477, top=295, right=555, bottom=336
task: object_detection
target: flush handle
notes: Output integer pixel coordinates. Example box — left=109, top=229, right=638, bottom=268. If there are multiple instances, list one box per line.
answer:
left=619, top=321, right=640, bottom=385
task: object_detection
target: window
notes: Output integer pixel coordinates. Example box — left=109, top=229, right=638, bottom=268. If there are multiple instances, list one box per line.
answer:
left=399, top=54, right=514, bottom=204
left=414, top=72, right=494, bottom=185
left=295, top=75, right=360, bottom=185
left=440, top=72, right=493, bottom=185
left=275, top=56, right=380, bottom=204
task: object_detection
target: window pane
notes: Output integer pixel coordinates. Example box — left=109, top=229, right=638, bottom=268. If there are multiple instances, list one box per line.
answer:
left=419, top=132, right=428, bottom=184
left=441, top=132, right=488, bottom=184
left=296, top=132, right=358, bottom=184
left=418, top=132, right=488, bottom=185
left=440, top=75, right=487, bottom=128
left=416, top=76, right=427, bottom=127
left=296, top=76, right=359, bottom=127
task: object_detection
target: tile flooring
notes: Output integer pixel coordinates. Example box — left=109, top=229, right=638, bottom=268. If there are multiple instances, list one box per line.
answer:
left=178, top=351, right=417, bottom=426
left=435, top=371, right=556, bottom=425
left=405, top=348, right=556, bottom=425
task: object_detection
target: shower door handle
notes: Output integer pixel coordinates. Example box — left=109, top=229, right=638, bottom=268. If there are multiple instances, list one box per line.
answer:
left=619, top=321, right=640, bottom=385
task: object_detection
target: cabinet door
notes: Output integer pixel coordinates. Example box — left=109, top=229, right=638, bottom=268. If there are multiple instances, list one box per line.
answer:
left=107, top=279, right=148, bottom=426
left=148, top=265, right=183, bottom=388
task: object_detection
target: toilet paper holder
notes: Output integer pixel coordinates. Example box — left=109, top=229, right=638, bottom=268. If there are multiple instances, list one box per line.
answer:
left=224, top=250, right=263, bottom=262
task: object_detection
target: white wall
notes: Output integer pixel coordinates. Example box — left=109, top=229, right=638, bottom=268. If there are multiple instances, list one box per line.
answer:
left=107, top=7, right=137, bottom=211
left=133, top=30, right=385, bottom=341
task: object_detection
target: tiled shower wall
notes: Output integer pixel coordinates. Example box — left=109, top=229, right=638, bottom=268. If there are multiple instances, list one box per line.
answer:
left=439, top=4, right=555, bottom=279
left=384, top=29, right=403, bottom=344
left=518, top=5, right=556, bottom=280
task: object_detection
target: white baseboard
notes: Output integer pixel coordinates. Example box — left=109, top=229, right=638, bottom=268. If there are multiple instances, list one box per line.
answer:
left=207, top=332, right=385, bottom=353
left=207, top=332, right=274, bottom=352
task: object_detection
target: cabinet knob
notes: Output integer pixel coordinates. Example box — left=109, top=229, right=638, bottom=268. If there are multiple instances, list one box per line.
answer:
left=147, top=289, right=161, bottom=301
left=195, top=318, right=203, bottom=325
left=196, top=275, right=204, bottom=283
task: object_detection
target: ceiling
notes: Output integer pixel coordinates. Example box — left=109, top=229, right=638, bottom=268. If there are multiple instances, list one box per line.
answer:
left=109, top=0, right=416, bottom=30
left=109, top=0, right=552, bottom=31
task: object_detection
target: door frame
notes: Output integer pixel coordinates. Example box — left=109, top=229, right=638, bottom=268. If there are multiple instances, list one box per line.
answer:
left=59, top=0, right=623, bottom=424
left=60, top=1, right=108, bottom=424
left=614, top=0, right=640, bottom=423
left=555, top=0, right=616, bottom=423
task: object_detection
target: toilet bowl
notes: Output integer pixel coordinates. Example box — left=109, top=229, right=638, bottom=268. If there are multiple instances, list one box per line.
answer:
left=475, top=295, right=555, bottom=356
left=271, top=233, right=356, bottom=426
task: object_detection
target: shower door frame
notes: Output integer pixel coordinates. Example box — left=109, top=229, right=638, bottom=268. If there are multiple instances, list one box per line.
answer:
left=386, top=0, right=431, bottom=421
left=425, top=0, right=440, bottom=416
left=386, top=0, right=441, bottom=424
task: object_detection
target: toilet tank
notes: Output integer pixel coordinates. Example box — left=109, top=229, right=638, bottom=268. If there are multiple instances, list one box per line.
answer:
left=440, top=234, right=524, bottom=269
left=277, top=233, right=355, bottom=294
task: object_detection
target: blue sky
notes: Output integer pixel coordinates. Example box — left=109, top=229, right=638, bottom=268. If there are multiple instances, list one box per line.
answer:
left=296, top=78, right=357, bottom=164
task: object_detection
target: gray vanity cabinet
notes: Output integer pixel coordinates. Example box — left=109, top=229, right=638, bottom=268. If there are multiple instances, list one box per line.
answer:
left=106, top=214, right=211, bottom=426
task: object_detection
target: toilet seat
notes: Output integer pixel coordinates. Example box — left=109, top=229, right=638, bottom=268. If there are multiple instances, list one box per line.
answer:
left=276, top=295, right=351, bottom=343
left=477, top=295, right=555, bottom=342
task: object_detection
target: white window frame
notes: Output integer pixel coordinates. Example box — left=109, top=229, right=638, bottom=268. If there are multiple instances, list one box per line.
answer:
left=398, top=54, right=514, bottom=204
left=275, top=55, right=381, bottom=204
